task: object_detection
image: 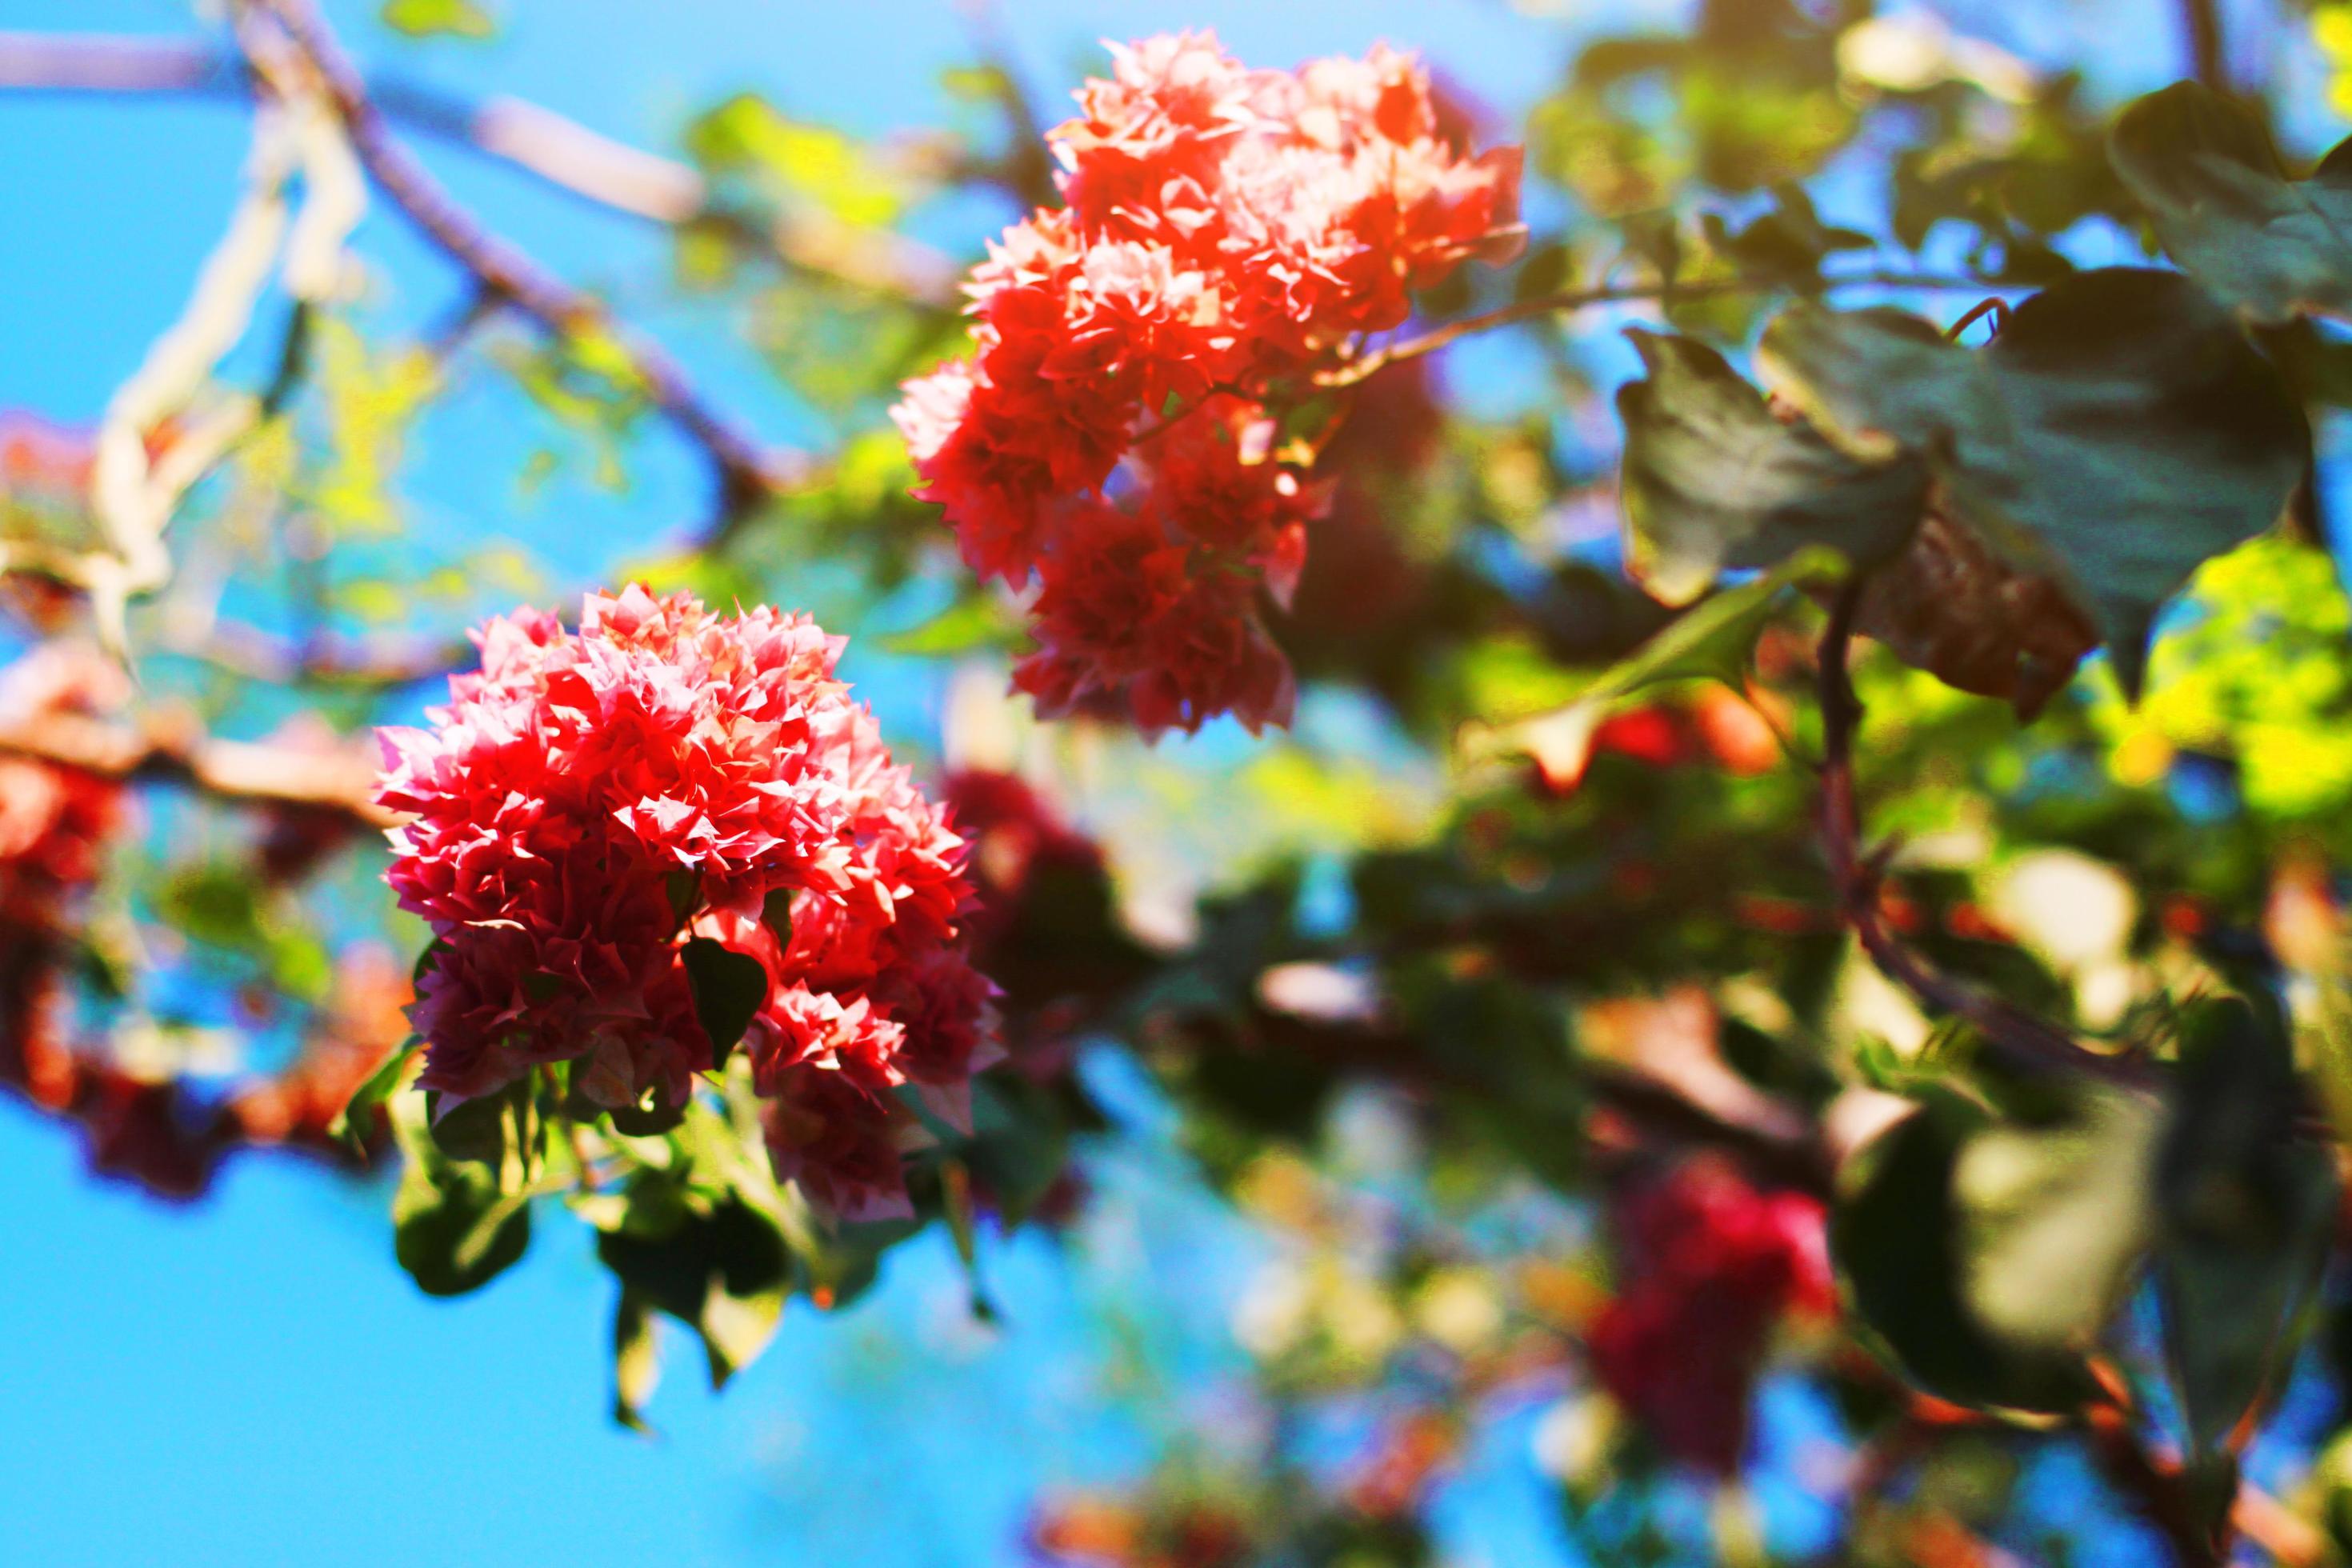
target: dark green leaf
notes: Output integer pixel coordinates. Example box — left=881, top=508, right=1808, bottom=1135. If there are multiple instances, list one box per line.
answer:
left=1512, top=240, right=1577, bottom=305
left=1474, top=546, right=1843, bottom=783
left=1616, top=329, right=1925, bottom=605
left=393, top=1158, right=531, bottom=1297
left=682, top=938, right=768, bottom=1071
left=666, top=869, right=700, bottom=926
left=2155, top=997, right=2339, bottom=1458
left=1833, top=1090, right=2108, bottom=1414
left=606, top=1089, right=689, bottom=1138
left=597, top=1194, right=793, bottom=1388
left=760, top=886, right=794, bottom=946
left=611, top=1290, right=661, bottom=1435
left=328, top=1040, right=418, bottom=1155
left=1758, top=268, right=2306, bottom=695
left=959, top=1075, right=1071, bottom=1229
left=423, top=1084, right=515, bottom=1166
left=379, top=0, right=495, bottom=39
left=2110, top=82, right=2352, bottom=326
left=1699, top=185, right=1870, bottom=288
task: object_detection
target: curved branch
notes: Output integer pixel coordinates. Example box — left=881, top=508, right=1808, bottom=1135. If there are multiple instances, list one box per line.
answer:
left=1317, top=270, right=2006, bottom=390
left=236, top=0, right=803, bottom=532
left=0, top=708, right=396, bottom=828
left=1815, top=576, right=2158, bottom=1092
left=0, top=30, right=959, bottom=308
left=2178, top=0, right=2226, bottom=92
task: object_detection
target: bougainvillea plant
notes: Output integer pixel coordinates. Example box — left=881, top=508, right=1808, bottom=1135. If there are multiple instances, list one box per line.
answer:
left=894, top=32, right=1522, bottom=733
left=20, top=0, right=2352, bottom=1560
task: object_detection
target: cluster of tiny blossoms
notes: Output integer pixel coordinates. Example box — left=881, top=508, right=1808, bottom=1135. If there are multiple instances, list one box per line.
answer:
left=0, top=645, right=127, bottom=936
left=0, top=645, right=130, bottom=1106
left=377, top=588, right=995, bottom=1221
left=1587, top=1157, right=1833, bottom=1474
left=893, top=31, right=1521, bottom=735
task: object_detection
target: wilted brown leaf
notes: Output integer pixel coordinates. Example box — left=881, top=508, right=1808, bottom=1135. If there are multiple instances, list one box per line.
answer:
left=1849, top=503, right=2098, bottom=719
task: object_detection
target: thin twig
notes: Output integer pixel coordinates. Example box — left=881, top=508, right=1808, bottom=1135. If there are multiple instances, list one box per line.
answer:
left=0, top=30, right=959, bottom=308
left=1317, top=270, right=2006, bottom=390
left=2179, top=0, right=2227, bottom=92
left=2082, top=1390, right=2228, bottom=1568
left=0, top=708, right=395, bottom=827
left=1814, top=576, right=2158, bottom=1092
left=157, top=620, right=466, bottom=690
left=235, top=0, right=802, bottom=535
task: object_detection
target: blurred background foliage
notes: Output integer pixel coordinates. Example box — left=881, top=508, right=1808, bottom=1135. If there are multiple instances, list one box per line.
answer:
left=12, top=0, right=2352, bottom=1565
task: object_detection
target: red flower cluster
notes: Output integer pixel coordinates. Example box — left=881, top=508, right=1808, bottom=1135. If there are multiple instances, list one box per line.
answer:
left=938, top=767, right=1111, bottom=1074
left=894, top=32, right=1522, bottom=734
left=0, top=645, right=127, bottom=937
left=0, top=645, right=398, bottom=1200
left=940, top=770, right=1103, bottom=950
left=0, top=646, right=129, bottom=1102
left=1586, top=1155, right=1834, bottom=1474
left=377, top=587, right=994, bottom=1220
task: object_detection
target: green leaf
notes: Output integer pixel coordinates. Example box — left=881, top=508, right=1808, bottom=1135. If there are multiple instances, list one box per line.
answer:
left=1698, top=184, right=1870, bottom=288
left=1616, top=329, right=1925, bottom=606
left=328, top=1041, right=418, bottom=1155
left=959, top=1075, right=1071, bottom=1230
left=1470, top=548, right=1841, bottom=782
left=1952, top=1087, right=2162, bottom=1353
left=393, top=1157, right=531, bottom=1297
left=760, top=887, right=795, bottom=947
left=596, top=1194, right=793, bottom=1389
left=1832, top=1086, right=2142, bottom=1415
left=685, top=95, right=902, bottom=227
left=682, top=938, right=768, bottom=1072
left=1587, top=546, right=1846, bottom=696
left=1511, top=240, right=1577, bottom=305
left=423, top=1085, right=515, bottom=1167
left=665, top=869, right=700, bottom=926
left=874, top=594, right=1020, bottom=658
left=1758, top=268, right=2307, bottom=696
left=606, top=1088, right=689, bottom=1138
left=611, top=1290, right=662, bottom=1435
left=2155, top=997, right=2339, bottom=1458
left=155, top=863, right=267, bottom=951
left=2110, top=82, right=2352, bottom=326
left=379, top=0, right=495, bottom=39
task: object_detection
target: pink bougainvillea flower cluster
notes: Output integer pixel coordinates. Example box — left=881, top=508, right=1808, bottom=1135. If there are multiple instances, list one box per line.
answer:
left=1586, top=1155, right=1834, bottom=1474
left=0, top=644, right=130, bottom=1109
left=894, top=31, right=1522, bottom=735
left=0, top=643, right=130, bottom=936
left=377, top=586, right=996, bottom=1221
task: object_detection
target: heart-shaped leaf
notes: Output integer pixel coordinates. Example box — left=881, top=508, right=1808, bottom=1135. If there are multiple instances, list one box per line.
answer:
left=393, top=1156, right=532, bottom=1297
left=2156, top=997, right=2339, bottom=1458
left=596, top=1193, right=794, bottom=1389
left=682, top=937, right=770, bottom=1071
left=1834, top=1080, right=2159, bottom=1415
left=1759, top=268, right=2306, bottom=696
left=1617, top=329, right=1925, bottom=606
left=2111, top=81, right=2352, bottom=326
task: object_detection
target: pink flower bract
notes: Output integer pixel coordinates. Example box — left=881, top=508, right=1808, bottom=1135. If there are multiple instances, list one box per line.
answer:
left=892, top=31, right=1521, bottom=737
left=378, top=586, right=994, bottom=1218
left=1587, top=1155, right=1833, bottom=1475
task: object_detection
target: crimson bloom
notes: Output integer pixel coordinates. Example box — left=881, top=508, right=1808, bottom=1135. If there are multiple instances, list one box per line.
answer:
left=378, top=587, right=994, bottom=1220
left=894, top=31, right=1522, bottom=736
left=1586, top=1155, right=1834, bottom=1474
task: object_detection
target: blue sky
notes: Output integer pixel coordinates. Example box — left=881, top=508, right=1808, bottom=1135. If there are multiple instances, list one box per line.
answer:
left=0, top=0, right=2271, bottom=1562
left=0, top=4, right=1602, bottom=1565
